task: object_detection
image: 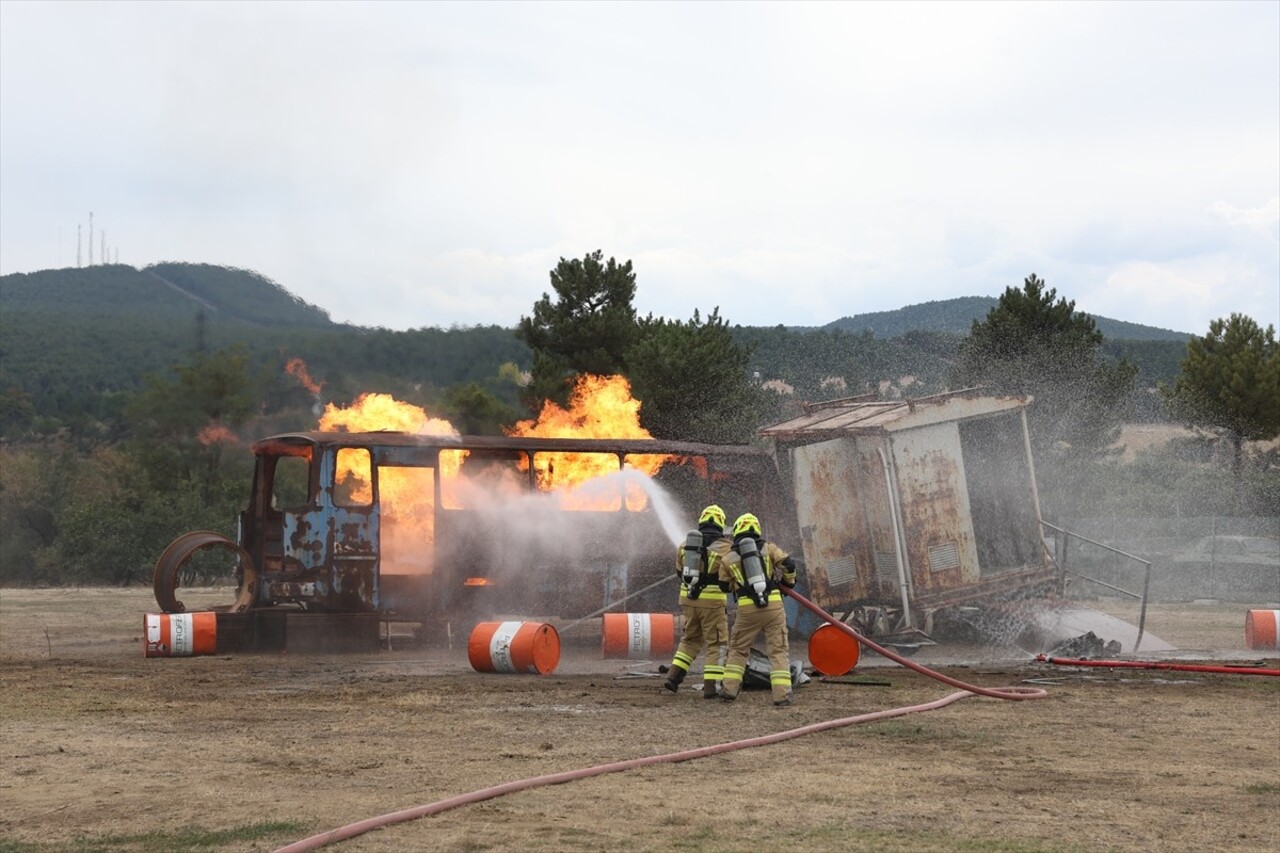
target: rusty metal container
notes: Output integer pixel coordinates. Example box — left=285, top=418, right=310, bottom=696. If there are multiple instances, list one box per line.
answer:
left=759, top=391, right=1060, bottom=635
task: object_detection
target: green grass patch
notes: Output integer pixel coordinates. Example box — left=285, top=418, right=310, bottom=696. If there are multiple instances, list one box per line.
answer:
left=1, top=820, right=308, bottom=853
left=0, top=841, right=44, bottom=853
left=1242, top=782, right=1280, bottom=795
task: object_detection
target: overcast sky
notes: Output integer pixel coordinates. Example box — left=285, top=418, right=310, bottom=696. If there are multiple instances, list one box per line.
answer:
left=2, top=1, right=1276, bottom=334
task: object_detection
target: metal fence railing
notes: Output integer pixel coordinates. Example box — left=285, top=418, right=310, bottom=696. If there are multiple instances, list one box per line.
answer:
left=1048, top=516, right=1280, bottom=607
left=1042, top=521, right=1153, bottom=651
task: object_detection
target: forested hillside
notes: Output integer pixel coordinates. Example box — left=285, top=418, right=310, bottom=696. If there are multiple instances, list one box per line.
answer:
left=1, top=262, right=1196, bottom=440
left=1, top=263, right=333, bottom=324
left=0, top=264, right=530, bottom=433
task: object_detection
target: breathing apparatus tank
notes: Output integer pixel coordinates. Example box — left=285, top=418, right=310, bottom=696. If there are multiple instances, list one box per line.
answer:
left=682, top=530, right=705, bottom=599
left=737, top=536, right=769, bottom=607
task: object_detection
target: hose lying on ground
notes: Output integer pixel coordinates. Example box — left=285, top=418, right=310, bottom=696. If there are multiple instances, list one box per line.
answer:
left=1036, top=654, right=1280, bottom=677
left=785, top=588, right=1044, bottom=700
left=274, top=587, right=1045, bottom=853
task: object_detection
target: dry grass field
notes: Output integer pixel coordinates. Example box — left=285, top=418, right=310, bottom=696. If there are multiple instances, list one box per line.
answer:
left=1, top=587, right=1278, bottom=853
left=1110, top=423, right=1280, bottom=463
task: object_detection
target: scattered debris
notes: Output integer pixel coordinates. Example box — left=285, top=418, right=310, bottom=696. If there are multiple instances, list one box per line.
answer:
left=742, top=650, right=811, bottom=690
left=1048, top=631, right=1121, bottom=659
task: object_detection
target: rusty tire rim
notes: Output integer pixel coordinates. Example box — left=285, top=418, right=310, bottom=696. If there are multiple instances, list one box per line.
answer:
left=153, top=531, right=257, bottom=614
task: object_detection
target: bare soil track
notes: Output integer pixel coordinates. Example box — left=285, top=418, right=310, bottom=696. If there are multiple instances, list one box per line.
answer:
left=1, top=588, right=1278, bottom=853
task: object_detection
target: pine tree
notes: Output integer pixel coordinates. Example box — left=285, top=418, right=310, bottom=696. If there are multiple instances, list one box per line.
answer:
left=515, top=250, right=639, bottom=410
left=1163, top=313, right=1280, bottom=475
left=950, top=274, right=1138, bottom=503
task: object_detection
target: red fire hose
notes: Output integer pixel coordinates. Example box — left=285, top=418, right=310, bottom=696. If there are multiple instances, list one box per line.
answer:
left=274, top=588, right=1044, bottom=852
left=785, top=588, right=1044, bottom=700
left=1036, top=654, right=1280, bottom=677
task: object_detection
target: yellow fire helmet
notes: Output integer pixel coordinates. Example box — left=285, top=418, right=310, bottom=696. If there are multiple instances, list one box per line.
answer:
left=733, top=512, right=762, bottom=539
left=698, top=504, right=727, bottom=530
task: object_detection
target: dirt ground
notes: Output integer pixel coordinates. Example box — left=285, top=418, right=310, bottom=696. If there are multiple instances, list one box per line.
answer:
left=1, top=588, right=1277, bottom=853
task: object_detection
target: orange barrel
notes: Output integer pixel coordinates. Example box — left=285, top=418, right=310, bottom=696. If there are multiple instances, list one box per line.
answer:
left=601, top=612, right=676, bottom=660
left=468, top=621, right=560, bottom=674
left=143, top=612, right=217, bottom=658
left=1244, top=610, right=1280, bottom=650
left=807, top=623, right=861, bottom=676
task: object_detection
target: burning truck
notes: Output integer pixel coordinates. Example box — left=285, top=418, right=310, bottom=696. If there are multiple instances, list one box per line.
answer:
left=152, top=381, right=1064, bottom=652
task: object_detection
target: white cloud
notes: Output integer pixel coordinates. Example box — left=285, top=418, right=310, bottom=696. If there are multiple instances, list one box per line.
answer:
left=2, top=1, right=1277, bottom=334
left=1083, top=254, right=1276, bottom=335
left=1209, top=198, right=1280, bottom=236
left=1095, top=262, right=1217, bottom=328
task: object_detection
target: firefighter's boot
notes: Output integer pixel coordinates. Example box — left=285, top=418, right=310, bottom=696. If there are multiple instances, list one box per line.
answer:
left=703, top=677, right=718, bottom=699
left=662, top=666, right=687, bottom=694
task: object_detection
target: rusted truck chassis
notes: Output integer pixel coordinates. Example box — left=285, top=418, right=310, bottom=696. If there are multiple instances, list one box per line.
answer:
left=154, top=432, right=783, bottom=640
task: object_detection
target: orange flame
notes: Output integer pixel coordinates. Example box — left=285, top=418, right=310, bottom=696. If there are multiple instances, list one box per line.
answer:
left=320, top=392, right=458, bottom=436
left=318, top=392, right=462, bottom=504
left=285, top=357, right=323, bottom=396
left=197, top=423, right=236, bottom=446
left=313, top=378, right=669, bottom=574
left=317, top=394, right=463, bottom=575
left=507, top=374, right=667, bottom=508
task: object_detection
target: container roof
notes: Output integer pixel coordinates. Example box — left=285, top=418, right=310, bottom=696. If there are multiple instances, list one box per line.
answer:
left=758, top=390, right=1031, bottom=442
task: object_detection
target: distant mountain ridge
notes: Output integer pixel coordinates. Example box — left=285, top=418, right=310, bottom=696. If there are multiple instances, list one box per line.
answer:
left=2, top=264, right=1191, bottom=341
left=823, top=297, right=1191, bottom=342
left=0, top=263, right=1194, bottom=434
left=1, top=262, right=334, bottom=328
left=0, top=263, right=528, bottom=432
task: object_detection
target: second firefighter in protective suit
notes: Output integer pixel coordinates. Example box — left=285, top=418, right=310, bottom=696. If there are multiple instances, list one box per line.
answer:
left=663, top=505, right=732, bottom=697
left=718, top=512, right=798, bottom=706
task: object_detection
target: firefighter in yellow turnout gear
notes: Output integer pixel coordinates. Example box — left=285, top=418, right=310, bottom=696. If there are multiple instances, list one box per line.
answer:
left=663, top=505, right=732, bottom=698
left=718, top=512, right=798, bottom=706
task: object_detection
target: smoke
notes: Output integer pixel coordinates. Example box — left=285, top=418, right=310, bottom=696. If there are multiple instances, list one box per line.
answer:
left=441, top=466, right=687, bottom=574
left=387, top=463, right=695, bottom=628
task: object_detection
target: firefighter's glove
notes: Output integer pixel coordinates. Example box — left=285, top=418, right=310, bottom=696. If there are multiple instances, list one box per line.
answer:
left=779, top=557, right=797, bottom=588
